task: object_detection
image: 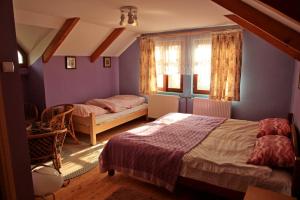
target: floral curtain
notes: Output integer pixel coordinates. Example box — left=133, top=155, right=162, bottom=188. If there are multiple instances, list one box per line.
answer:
left=210, top=30, right=242, bottom=101
left=139, top=38, right=157, bottom=95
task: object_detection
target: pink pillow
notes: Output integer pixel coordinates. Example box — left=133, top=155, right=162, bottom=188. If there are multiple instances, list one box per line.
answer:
left=247, top=135, right=295, bottom=168
left=86, top=99, right=126, bottom=113
left=107, top=95, right=145, bottom=108
left=73, top=104, right=108, bottom=117
left=257, top=118, right=291, bottom=138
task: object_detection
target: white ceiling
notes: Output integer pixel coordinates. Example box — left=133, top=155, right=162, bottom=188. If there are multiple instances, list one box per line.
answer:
left=13, top=0, right=234, bottom=64
left=15, top=24, right=52, bottom=53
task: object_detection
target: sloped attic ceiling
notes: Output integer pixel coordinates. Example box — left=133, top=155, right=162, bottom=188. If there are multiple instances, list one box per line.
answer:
left=210, top=0, right=300, bottom=60
left=15, top=24, right=52, bottom=53
left=13, top=0, right=234, bottom=64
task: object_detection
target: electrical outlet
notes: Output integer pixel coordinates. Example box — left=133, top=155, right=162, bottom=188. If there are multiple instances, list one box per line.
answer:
left=2, top=61, right=14, bottom=72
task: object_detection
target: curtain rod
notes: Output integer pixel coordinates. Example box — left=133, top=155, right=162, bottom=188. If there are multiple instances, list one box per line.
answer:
left=139, top=25, right=241, bottom=39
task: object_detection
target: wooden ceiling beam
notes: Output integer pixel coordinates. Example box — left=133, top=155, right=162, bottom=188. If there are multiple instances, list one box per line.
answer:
left=254, top=0, right=300, bottom=24
left=211, top=0, right=300, bottom=60
left=226, top=15, right=300, bottom=60
left=90, top=28, right=125, bottom=62
left=42, top=17, right=80, bottom=63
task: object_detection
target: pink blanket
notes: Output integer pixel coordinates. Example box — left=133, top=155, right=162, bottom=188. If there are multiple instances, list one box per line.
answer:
left=99, top=113, right=226, bottom=191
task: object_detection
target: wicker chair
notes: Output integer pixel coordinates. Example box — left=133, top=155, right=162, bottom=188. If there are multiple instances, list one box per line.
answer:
left=28, top=128, right=67, bottom=173
left=41, top=104, right=79, bottom=144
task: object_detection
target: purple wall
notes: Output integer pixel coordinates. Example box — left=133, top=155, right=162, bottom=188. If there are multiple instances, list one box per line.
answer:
left=232, top=31, right=294, bottom=120
left=119, top=40, right=140, bottom=95
left=0, top=0, right=34, bottom=199
left=21, top=75, right=29, bottom=102
left=291, top=61, right=300, bottom=127
left=26, top=58, right=46, bottom=112
left=119, top=31, right=295, bottom=121
left=43, top=56, right=119, bottom=106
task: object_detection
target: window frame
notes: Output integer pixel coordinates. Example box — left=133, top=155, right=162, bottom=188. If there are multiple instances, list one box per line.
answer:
left=193, top=74, right=210, bottom=95
left=158, top=74, right=184, bottom=93
left=17, top=45, right=28, bottom=68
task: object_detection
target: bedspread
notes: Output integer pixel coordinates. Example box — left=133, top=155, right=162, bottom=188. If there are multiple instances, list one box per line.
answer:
left=99, top=113, right=226, bottom=191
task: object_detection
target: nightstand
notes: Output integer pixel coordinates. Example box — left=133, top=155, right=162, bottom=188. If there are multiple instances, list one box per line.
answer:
left=244, top=186, right=296, bottom=200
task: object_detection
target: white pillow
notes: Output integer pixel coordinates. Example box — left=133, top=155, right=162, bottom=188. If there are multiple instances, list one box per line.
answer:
left=85, top=99, right=127, bottom=113
left=73, top=104, right=108, bottom=117
left=107, top=95, right=145, bottom=108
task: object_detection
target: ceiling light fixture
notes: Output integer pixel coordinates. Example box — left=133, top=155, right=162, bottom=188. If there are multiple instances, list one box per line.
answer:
left=120, top=6, right=138, bottom=27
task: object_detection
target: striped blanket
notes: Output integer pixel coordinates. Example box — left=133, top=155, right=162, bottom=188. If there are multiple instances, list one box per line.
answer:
left=99, top=113, right=226, bottom=191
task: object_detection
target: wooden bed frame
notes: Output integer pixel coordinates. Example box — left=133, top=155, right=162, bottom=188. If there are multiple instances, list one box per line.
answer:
left=107, top=113, right=300, bottom=200
left=73, top=107, right=148, bottom=145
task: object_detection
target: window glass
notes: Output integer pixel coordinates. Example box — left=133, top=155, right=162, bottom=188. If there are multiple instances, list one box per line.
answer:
left=153, top=34, right=213, bottom=94
left=17, top=50, right=24, bottom=64
left=155, top=40, right=183, bottom=91
left=192, top=35, right=212, bottom=92
left=168, top=73, right=181, bottom=89
left=157, top=74, right=164, bottom=89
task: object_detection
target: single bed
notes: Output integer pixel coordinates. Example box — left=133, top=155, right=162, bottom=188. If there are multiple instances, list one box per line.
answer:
left=99, top=113, right=300, bottom=199
left=73, top=103, right=148, bottom=145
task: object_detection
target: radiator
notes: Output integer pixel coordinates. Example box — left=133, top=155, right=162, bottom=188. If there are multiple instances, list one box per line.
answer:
left=192, top=98, right=231, bottom=118
left=148, top=94, right=179, bottom=119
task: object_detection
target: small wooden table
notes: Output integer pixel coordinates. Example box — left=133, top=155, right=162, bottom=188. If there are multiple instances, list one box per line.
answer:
left=244, top=186, right=296, bottom=200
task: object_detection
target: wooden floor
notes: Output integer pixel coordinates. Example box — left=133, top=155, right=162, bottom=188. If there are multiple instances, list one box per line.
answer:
left=44, top=118, right=223, bottom=200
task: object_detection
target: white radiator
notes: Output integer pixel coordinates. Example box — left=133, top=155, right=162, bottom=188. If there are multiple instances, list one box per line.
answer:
left=148, top=94, right=179, bottom=119
left=193, top=98, right=231, bottom=118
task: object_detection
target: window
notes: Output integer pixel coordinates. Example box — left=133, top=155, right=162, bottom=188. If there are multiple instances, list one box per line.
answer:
left=155, top=40, right=184, bottom=92
left=153, top=34, right=212, bottom=95
left=192, top=35, right=212, bottom=94
left=17, top=45, right=27, bottom=67
left=145, top=29, right=241, bottom=97
left=17, top=51, right=24, bottom=64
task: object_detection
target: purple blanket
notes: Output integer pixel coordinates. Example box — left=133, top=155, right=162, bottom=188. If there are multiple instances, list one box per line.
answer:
left=99, top=113, right=226, bottom=191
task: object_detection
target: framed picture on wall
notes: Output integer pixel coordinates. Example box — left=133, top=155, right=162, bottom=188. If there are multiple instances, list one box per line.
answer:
left=65, top=56, right=76, bottom=69
left=103, top=57, right=111, bottom=68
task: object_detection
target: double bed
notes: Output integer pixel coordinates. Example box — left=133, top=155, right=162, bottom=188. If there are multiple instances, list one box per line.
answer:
left=99, top=112, right=300, bottom=199
left=179, top=118, right=293, bottom=197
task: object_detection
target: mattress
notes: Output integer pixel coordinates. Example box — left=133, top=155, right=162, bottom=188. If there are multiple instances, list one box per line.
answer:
left=180, top=119, right=292, bottom=195
left=95, top=103, right=148, bottom=125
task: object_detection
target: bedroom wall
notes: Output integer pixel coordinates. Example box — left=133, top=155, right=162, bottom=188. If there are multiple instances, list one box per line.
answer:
left=119, top=31, right=295, bottom=121
left=119, top=39, right=140, bottom=95
left=43, top=56, right=119, bottom=106
left=232, top=31, right=294, bottom=120
left=291, top=61, right=300, bottom=127
left=26, top=58, right=46, bottom=112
